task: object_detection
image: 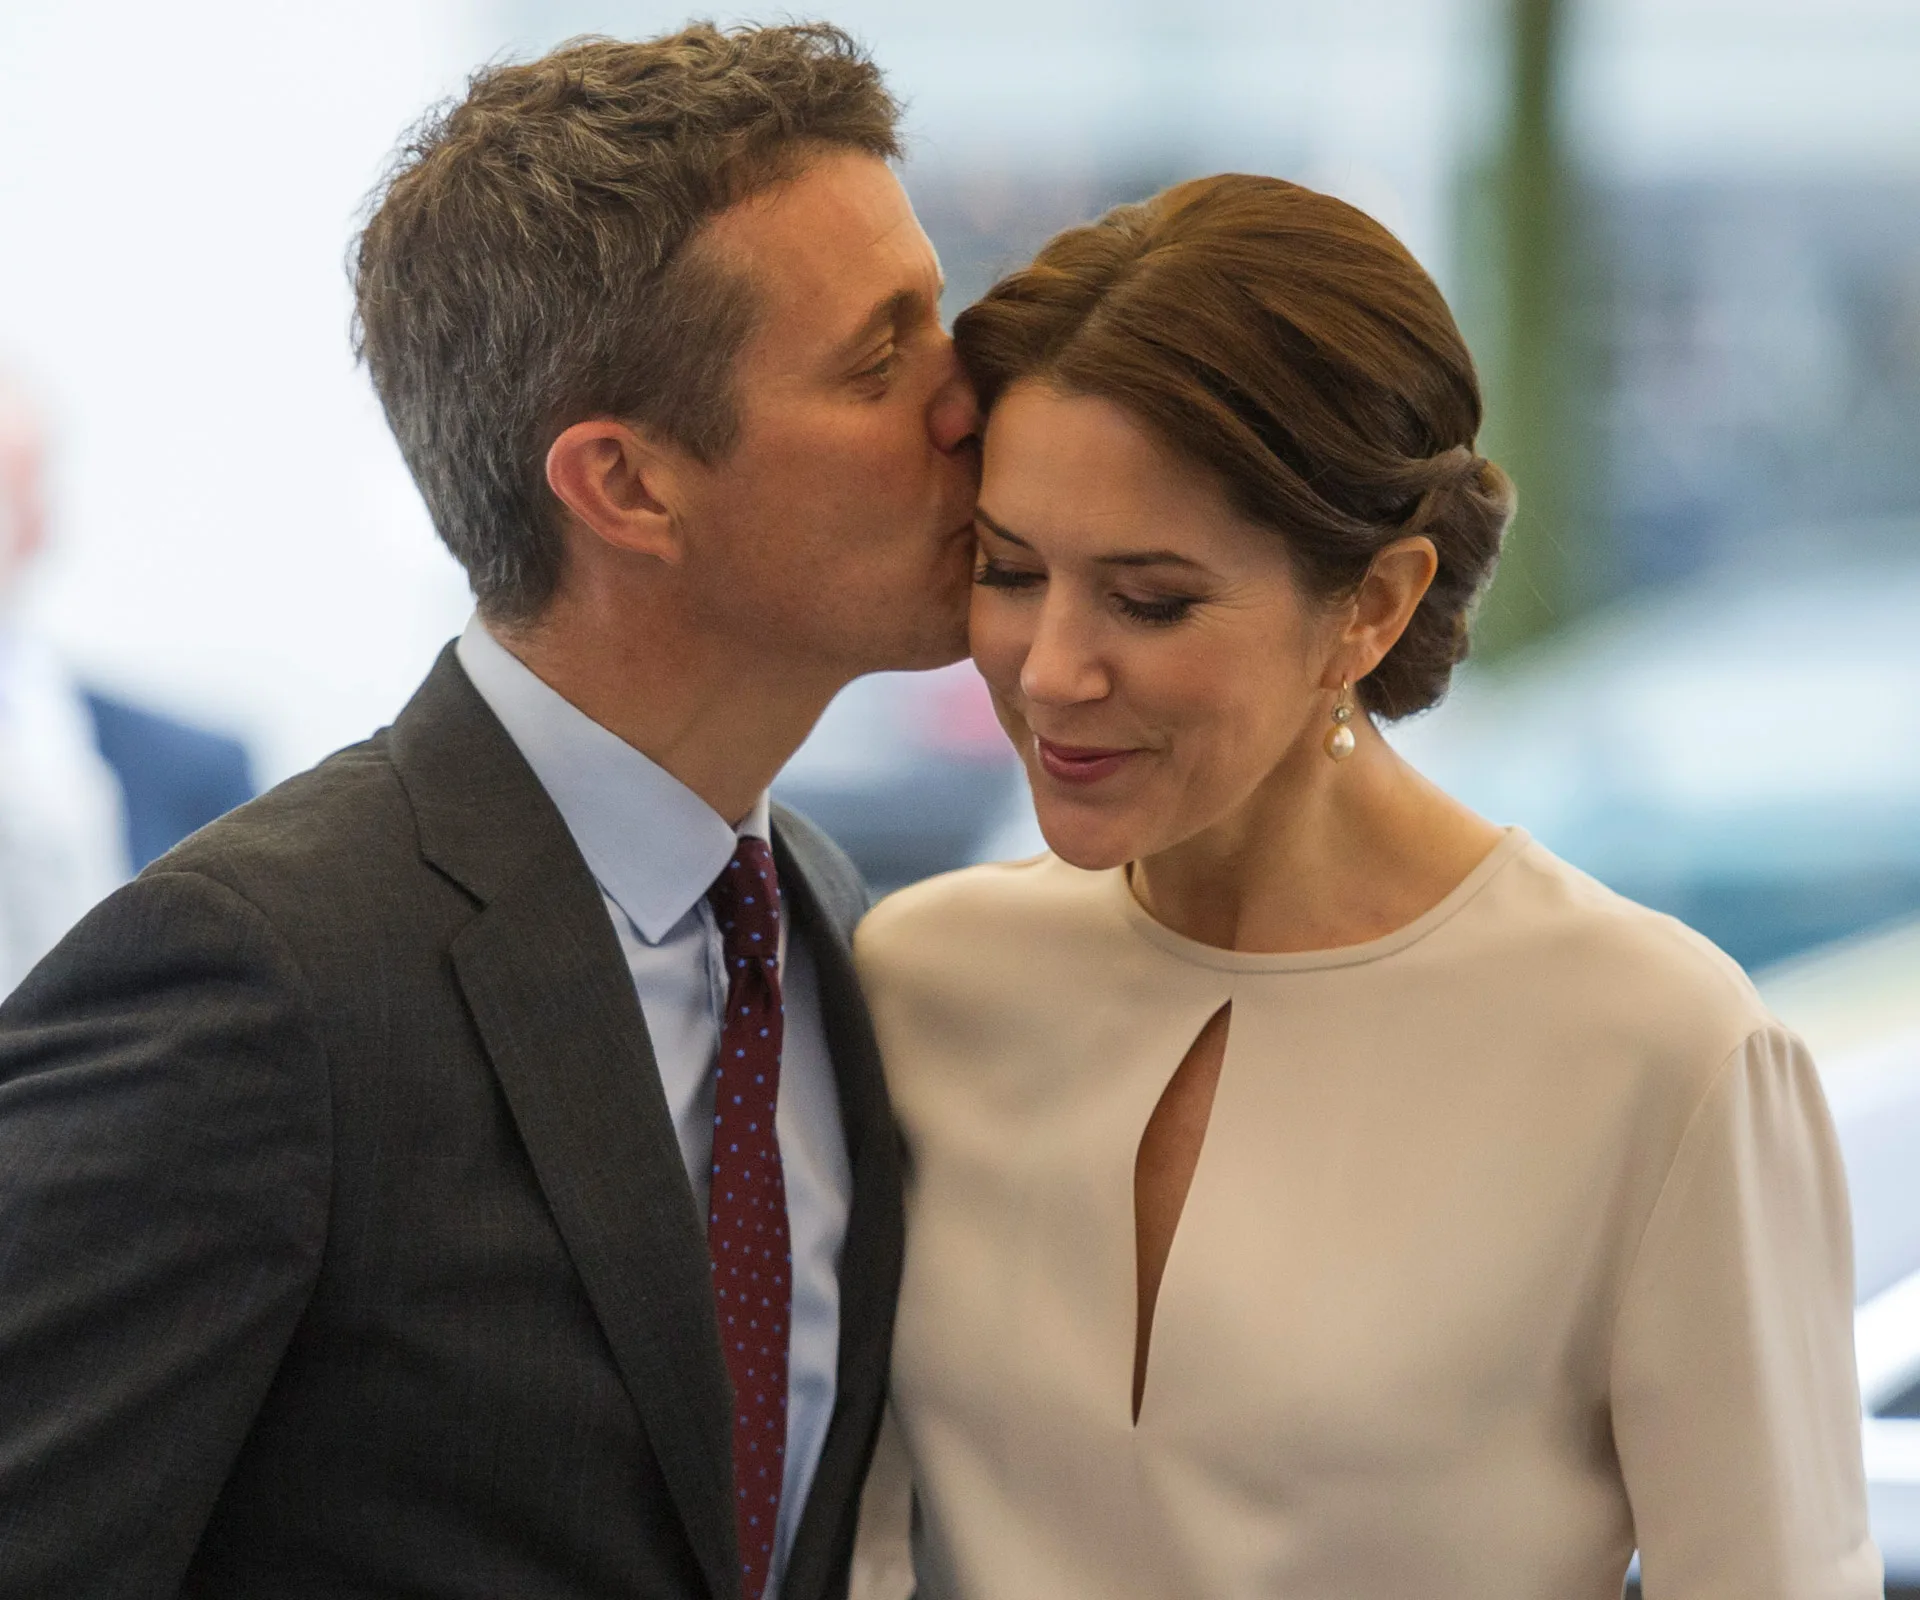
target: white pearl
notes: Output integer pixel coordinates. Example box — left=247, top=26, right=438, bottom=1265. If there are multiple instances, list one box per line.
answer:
left=1325, top=723, right=1357, bottom=761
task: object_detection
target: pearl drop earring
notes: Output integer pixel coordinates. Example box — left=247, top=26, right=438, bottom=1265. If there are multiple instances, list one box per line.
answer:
left=1324, top=680, right=1357, bottom=762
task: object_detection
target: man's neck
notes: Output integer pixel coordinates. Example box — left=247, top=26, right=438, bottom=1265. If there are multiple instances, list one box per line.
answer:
left=488, top=600, right=840, bottom=827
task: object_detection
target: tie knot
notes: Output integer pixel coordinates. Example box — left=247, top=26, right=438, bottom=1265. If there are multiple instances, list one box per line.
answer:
left=707, top=837, right=781, bottom=970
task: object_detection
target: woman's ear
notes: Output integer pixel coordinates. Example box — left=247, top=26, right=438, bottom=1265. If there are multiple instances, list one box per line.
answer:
left=1326, top=535, right=1439, bottom=687
left=545, top=418, right=687, bottom=565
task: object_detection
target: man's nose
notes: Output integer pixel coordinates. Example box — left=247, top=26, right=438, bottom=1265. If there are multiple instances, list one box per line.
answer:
left=927, top=337, right=982, bottom=457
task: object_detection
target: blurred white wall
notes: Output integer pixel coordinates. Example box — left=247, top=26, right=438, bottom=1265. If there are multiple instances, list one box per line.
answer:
left=0, top=0, right=486, bottom=782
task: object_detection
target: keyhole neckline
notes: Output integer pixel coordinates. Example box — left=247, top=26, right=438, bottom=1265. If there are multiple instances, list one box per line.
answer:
left=1132, top=1000, right=1232, bottom=1426
left=1116, top=827, right=1529, bottom=973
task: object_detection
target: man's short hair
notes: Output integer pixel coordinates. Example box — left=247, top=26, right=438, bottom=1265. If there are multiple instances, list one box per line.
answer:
left=352, top=22, right=901, bottom=623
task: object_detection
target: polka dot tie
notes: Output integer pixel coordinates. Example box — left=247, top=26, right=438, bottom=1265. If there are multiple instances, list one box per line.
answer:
left=705, top=838, right=790, bottom=1600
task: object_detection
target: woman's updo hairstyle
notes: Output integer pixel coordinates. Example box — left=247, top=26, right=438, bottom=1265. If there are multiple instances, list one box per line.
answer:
left=953, top=173, right=1516, bottom=719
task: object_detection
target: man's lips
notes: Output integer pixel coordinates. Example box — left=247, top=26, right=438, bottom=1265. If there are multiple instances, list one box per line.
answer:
left=1035, top=737, right=1139, bottom=785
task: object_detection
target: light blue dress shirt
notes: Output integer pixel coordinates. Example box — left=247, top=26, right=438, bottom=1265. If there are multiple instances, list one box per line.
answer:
left=456, top=618, right=852, bottom=1598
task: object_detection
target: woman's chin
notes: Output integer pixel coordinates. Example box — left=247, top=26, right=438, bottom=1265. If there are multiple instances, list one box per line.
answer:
left=1033, top=810, right=1142, bottom=874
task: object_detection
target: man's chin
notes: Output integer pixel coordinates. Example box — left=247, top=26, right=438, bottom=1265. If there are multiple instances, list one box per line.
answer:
left=930, top=607, right=974, bottom=667
left=887, top=625, right=970, bottom=673
left=843, top=555, right=972, bottom=674
left=881, top=596, right=972, bottom=673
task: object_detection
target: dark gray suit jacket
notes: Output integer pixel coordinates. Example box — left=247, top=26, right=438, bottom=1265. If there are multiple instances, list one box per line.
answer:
left=0, top=646, right=904, bottom=1600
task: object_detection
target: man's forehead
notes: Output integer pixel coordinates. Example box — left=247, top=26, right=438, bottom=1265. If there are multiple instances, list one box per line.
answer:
left=704, top=151, right=939, bottom=313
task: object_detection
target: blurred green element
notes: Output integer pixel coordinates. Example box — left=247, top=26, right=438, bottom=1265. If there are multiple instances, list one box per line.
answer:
left=1459, top=0, right=1601, bottom=661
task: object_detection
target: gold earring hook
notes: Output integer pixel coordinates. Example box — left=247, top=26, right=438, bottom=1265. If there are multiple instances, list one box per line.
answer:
left=1324, top=678, right=1357, bottom=762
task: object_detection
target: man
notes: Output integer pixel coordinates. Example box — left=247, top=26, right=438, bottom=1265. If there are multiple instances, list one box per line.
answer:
left=0, top=23, right=977, bottom=1600
left=0, top=372, right=253, bottom=994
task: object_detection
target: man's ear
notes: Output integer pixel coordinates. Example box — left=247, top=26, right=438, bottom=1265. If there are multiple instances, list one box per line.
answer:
left=544, top=418, right=687, bottom=565
left=1324, top=535, right=1439, bottom=688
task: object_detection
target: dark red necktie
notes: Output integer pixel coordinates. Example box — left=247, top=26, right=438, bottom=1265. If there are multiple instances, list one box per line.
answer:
left=705, top=838, right=790, bottom=1600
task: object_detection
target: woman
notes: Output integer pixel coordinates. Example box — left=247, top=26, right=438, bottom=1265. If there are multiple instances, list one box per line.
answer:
left=851, top=175, right=1879, bottom=1598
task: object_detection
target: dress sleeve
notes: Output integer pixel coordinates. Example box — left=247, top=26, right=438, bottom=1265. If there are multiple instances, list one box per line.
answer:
left=1610, top=1023, right=1882, bottom=1599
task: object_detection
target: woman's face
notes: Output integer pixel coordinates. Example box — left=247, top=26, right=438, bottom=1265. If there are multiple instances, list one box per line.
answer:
left=970, top=381, right=1345, bottom=872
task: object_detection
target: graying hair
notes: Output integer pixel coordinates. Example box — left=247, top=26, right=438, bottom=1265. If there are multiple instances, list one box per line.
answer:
left=351, top=23, right=901, bottom=623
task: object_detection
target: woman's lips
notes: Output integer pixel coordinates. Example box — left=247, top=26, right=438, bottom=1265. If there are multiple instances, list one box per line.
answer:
left=1035, top=737, right=1138, bottom=785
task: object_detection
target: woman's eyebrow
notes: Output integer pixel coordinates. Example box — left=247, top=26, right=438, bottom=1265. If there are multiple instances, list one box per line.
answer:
left=974, top=507, right=1032, bottom=547
left=974, top=506, right=1207, bottom=572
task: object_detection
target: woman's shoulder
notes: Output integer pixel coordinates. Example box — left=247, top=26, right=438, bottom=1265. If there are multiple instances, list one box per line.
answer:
left=854, top=851, right=1111, bottom=972
left=1467, top=835, right=1783, bottom=1072
left=1412, top=838, right=1811, bottom=1177
left=853, top=856, right=1135, bottom=1078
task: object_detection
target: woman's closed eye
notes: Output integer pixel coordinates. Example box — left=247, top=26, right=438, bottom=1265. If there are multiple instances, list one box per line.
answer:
left=1114, top=591, right=1199, bottom=626
left=974, top=556, right=1042, bottom=591
left=975, top=558, right=1201, bottom=627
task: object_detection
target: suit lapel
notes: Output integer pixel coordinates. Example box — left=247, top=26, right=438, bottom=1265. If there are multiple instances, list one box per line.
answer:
left=772, top=823, right=906, bottom=1600
left=391, top=648, right=739, bottom=1600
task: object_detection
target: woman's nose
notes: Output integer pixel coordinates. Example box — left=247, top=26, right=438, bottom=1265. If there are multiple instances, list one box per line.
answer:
left=1019, top=596, right=1109, bottom=707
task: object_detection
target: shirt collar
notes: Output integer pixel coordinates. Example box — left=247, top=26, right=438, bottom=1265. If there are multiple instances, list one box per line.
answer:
left=455, top=615, right=771, bottom=944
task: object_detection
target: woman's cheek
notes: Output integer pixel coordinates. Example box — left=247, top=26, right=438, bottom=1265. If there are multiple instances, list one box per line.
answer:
left=967, top=597, right=1025, bottom=703
left=988, top=691, right=1030, bottom=753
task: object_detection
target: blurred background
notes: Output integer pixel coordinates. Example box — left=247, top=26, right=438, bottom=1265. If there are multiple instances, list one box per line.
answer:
left=7, top=0, right=1917, bottom=965
left=3, top=0, right=1919, bottom=1576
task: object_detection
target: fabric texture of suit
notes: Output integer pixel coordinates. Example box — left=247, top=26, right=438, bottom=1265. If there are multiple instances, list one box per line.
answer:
left=0, top=645, right=903, bottom=1600
left=82, top=689, right=255, bottom=869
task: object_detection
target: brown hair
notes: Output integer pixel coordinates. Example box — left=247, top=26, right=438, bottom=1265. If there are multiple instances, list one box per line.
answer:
left=953, top=174, right=1515, bottom=718
left=353, top=23, right=900, bottom=623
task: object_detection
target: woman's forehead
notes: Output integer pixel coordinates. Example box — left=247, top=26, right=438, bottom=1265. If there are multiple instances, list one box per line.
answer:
left=980, top=386, right=1281, bottom=569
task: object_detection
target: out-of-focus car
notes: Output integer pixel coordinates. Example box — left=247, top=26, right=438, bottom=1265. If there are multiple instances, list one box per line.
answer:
left=773, top=663, right=1023, bottom=894
left=1766, top=917, right=1920, bottom=1303
left=1762, top=917, right=1920, bottom=1588
left=1857, top=1265, right=1920, bottom=1586
left=1385, top=545, right=1920, bottom=973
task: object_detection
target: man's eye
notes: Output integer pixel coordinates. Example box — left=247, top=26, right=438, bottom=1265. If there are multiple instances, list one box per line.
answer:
left=974, top=558, right=1042, bottom=591
left=855, top=348, right=898, bottom=382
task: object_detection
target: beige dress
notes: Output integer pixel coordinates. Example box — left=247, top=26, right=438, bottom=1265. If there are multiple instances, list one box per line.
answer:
left=850, top=830, right=1881, bottom=1600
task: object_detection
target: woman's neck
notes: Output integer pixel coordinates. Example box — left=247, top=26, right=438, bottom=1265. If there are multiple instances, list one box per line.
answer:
left=1128, top=723, right=1506, bottom=955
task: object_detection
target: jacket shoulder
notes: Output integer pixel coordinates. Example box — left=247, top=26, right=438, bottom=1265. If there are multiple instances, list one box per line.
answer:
left=772, top=802, right=872, bottom=941
left=154, top=731, right=427, bottom=917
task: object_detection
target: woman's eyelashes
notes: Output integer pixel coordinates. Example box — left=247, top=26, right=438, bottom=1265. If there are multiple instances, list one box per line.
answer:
left=974, top=558, right=1200, bottom=626
left=973, top=556, right=1041, bottom=591
left=1114, top=591, right=1199, bottom=626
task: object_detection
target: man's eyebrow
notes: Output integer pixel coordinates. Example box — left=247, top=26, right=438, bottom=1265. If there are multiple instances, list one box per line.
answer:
left=975, top=506, right=1209, bottom=572
left=831, top=285, right=938, bottom=362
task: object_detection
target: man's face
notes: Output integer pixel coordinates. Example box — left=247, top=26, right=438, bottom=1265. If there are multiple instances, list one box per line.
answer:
left=671, top=149, right=981, bottom=684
